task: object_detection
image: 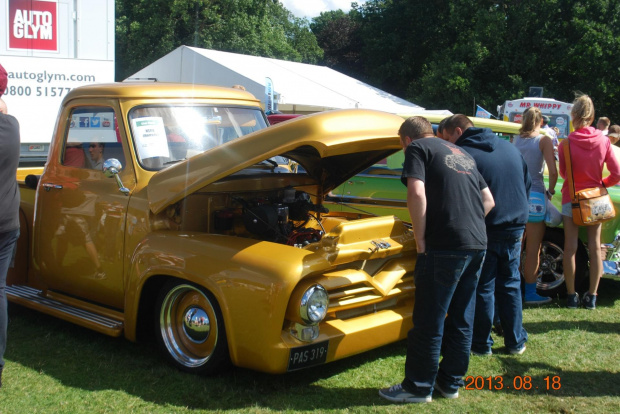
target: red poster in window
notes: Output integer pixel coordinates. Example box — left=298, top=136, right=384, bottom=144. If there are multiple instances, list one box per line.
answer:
left=8, top=0, right=58, bottom=51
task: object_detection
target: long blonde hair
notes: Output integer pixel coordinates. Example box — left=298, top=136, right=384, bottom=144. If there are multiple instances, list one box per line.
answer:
left=519, top=106, right=542, bottom=137
left=571, top=94, right=595, bottom=130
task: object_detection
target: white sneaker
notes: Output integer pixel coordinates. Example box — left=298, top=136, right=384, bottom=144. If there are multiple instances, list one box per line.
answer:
left=434, top=381, right=459, bottom=399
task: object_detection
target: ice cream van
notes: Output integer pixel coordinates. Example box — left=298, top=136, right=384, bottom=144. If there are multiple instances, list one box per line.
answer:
left=499, top=98, right=573, bottom=138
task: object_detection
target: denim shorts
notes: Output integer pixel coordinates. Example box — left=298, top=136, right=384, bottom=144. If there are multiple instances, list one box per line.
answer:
left=562, top=202, right=572, bottom=217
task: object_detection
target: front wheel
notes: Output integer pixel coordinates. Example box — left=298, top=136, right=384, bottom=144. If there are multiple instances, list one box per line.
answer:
left=534, top=227, right=589, bottom=298
left=155, top=280, right=229, bottom=374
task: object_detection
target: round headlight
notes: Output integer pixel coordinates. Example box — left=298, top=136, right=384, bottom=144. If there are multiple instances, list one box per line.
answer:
left=300, top=284, right=328, bottom=325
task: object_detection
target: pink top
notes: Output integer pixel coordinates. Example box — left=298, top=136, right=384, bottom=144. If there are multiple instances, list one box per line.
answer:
left=559, top=126, right=620, bottom=204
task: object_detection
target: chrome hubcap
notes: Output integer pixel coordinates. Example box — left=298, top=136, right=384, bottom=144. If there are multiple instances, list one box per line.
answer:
left=183, top=307, right=211, bottom=343
left=159, top=284, right=218, bottom=368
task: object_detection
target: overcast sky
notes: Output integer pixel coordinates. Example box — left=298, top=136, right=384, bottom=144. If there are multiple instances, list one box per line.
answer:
left=279, top=0, right=367, bottom=19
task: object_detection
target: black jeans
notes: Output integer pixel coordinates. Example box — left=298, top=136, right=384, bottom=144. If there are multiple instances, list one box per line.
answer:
left=402, top=249, right=486, bottom=395
left=0, top=228, right=20, bottom=371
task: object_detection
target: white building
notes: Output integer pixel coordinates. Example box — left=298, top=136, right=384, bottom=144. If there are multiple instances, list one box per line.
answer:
left=0, top=0, right=115, bottom=160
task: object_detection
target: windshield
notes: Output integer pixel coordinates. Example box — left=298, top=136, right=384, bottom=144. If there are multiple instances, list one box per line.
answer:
left=128, top=105, right=268, bottom=170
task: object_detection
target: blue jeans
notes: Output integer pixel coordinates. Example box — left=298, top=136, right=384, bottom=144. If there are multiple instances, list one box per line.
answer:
left=402, top=249, right=485, bottom=396
left=472, top=228, right=527, bottom=354
left=0, top=229, right=20, bottom=371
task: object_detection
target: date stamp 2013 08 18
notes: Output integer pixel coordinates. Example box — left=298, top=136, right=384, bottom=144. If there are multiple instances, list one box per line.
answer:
left=464, top=376, right=562, bottom=391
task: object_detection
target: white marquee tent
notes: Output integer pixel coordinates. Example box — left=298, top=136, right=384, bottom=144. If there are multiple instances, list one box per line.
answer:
left=127, top=46, right=451, bottom=115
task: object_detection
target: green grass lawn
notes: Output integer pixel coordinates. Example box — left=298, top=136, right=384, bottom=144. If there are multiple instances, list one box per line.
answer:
left=1, top=278, right=619, bottom=413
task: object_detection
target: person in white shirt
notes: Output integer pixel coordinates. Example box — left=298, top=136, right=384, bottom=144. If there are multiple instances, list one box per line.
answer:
left=596, top=117, right=610, bottom=135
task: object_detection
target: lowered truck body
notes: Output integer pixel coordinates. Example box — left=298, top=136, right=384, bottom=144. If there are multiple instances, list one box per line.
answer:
left=8, top=82, right=416, bottom=374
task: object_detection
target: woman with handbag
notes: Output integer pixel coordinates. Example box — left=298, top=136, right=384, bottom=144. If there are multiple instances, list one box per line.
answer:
left=514, top=107, right=558, bottom=304
left=558, top=95, right=620, bottom=309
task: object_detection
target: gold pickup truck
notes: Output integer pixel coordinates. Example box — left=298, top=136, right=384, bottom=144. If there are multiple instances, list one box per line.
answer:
left=8, top=83, right=415, bottom=374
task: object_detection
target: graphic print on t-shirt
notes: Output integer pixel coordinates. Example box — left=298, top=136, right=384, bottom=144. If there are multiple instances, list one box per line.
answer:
left=444, top=144, right=476, bottom=174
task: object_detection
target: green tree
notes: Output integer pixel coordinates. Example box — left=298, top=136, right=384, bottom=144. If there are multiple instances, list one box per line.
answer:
left=411, top=1, right=512, bottom=114
left=310, top=10, right=364, bottom=80
left=115, top=0, right=322, bottom=81
left=115, top=0, right=620, bottom=120
left=311, top=9, right=348, bottom=35
left=351, top=0, right=620, bottom=120
left=351, top=0, right=452, bottom=97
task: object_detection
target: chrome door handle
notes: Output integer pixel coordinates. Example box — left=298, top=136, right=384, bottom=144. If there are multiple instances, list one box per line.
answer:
left=42, top=183, right=63, bottom=191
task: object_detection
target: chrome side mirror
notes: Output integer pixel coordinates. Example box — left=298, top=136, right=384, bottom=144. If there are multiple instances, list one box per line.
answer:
left=103, top=158, right=130, bottom=195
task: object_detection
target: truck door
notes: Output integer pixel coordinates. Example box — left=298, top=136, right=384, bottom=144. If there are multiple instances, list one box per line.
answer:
left=34, top=103, right=136, bottom=309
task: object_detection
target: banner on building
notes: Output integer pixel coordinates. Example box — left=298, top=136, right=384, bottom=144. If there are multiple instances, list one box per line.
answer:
left=265, top=77, right=275, bottom=114
left=8, top=0, right=59, bottom=52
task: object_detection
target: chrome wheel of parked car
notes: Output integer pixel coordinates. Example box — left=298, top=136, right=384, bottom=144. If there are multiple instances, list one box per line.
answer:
left=156, top=281, right=229, bottom=374
left=530, top=228, right=589, bottom=298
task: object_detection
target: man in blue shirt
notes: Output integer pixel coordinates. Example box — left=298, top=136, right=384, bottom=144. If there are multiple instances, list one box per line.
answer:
left=443, top=114, right=531, bottom=357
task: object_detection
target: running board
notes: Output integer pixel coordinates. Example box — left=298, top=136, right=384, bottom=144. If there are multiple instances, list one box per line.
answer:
left=6, top=285, right=124, bottom=337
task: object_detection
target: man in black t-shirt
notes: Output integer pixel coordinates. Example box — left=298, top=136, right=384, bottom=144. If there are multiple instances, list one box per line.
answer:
left=379, top=116, right=494, bottom=404
left=0, top=65, right=20, bottom=388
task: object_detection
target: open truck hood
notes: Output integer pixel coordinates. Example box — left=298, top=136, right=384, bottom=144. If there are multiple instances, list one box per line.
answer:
left=147, top=109, right=404, bottom=214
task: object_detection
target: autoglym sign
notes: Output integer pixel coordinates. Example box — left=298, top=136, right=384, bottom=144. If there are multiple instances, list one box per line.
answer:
left=8, top=0, right=58, bottom=52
